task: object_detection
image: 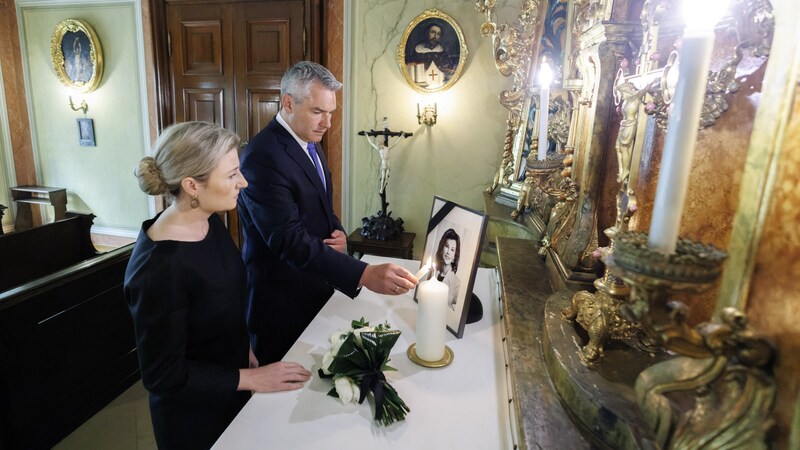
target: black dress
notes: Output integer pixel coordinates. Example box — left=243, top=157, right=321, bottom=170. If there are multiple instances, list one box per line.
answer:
left=124, top=213, right=251, bottom=449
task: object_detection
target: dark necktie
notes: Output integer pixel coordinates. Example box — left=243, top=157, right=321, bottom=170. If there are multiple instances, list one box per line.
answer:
left=307, top=142, right=326, bottom=189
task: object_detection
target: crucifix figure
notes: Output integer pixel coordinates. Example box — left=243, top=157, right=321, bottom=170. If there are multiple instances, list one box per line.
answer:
left=357, top=117, right=413, bottom=240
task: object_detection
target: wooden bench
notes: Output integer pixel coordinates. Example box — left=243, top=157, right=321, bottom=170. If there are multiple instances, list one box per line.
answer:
left=0, top=212, right=138, bottom=449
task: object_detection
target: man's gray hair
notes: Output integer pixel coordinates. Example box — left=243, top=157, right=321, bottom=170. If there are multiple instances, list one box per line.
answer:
left=280, top=61, right=342, bottom=104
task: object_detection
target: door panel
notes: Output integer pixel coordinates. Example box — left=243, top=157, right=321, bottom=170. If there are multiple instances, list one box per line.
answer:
left=248, top=90, right=281, bottom=138
left=182, top=21, right=223, bottom=75
left=183, top=89, right=224, bottom=123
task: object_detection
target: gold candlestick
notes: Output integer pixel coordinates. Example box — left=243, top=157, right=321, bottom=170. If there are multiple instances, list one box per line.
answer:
left=608, top=231, right=775, bottom=449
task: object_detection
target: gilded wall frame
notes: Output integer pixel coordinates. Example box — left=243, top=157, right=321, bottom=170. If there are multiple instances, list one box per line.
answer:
left=397, top=9, right=468, bottom=93
left=51, top=19, right=104, bottom=93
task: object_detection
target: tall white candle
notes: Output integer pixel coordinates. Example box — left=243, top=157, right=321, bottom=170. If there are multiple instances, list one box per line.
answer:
left=537, top=62, right=553, bottom=161
left=648, top=0, right=729, bottom=254
left=415, top=278, right=448, bottom=361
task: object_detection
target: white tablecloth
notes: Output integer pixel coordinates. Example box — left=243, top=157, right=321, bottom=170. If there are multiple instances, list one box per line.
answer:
left=213, top=255, right=511, bottom=449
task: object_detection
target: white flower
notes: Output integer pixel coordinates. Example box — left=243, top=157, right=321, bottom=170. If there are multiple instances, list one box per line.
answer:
left=329, top=330, right=348, bottom=354
left=353, top=326, right=375, bottom=347
left=334, top=376, right=360, bottom=404
left=321, top=350, right=335, bottom=375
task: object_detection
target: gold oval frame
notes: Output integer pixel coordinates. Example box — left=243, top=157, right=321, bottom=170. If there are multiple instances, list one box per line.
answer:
left=396, top=9, right=468, bottom=94
left=51, top=18, right=103, bottom=93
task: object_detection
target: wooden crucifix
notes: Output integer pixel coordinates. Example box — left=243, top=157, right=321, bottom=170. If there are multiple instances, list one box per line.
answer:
left=357, top=117, right=413, bottom=240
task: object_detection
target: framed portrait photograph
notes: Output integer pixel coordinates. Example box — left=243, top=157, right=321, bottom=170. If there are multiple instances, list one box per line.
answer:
left=51, top=19, right=104, bottom=93
left=414, top=196, right=487, bottom=338
left=77, top=118, right=96, bottom=147
left=396, top=9, right=468, bottom=93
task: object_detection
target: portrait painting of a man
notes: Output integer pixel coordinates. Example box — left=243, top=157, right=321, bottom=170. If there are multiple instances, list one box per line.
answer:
left=398, top=9, right=467, bottom=93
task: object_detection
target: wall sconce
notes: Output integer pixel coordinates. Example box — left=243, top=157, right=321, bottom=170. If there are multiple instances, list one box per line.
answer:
left=417, top=102, right=437, bottom=126
left=68, top=95, right=88, bottom=115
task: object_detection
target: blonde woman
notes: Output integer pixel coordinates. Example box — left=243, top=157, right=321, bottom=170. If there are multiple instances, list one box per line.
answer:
left=124, top=122, right=310, bottom=449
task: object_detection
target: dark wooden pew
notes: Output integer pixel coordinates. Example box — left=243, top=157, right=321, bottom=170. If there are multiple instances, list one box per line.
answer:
left=0, top=213, right=138, bottom=450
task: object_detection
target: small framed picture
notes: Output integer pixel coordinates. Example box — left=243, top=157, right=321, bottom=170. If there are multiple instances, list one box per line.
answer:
left=414, top=196, right=487, bottom=338
left=77, top=118, right=95, bottom=146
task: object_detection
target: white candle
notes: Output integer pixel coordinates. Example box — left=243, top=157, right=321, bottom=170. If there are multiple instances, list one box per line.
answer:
left=415, top=277, right=448, bottom=361
left=648, top=0, right=729, bottom=254
left=537, top=62, right=553, bottom=161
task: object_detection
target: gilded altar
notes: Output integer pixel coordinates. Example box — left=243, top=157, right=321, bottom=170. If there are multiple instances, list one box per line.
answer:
left=477, top=0, right=799, bottom=448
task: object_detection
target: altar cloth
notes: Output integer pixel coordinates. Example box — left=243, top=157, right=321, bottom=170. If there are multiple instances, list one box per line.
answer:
left=213, top=256, right=512, bottom=449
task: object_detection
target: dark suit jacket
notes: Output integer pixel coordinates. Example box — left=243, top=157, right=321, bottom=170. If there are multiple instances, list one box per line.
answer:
left=238, top=118, right=367, bottom=364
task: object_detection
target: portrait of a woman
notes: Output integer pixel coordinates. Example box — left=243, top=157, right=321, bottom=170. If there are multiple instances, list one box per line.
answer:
left=434, top=228, right=461, bottom=310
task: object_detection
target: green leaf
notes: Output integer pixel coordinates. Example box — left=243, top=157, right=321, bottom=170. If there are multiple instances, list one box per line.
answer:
left=351, top=317, right=369, bottom=329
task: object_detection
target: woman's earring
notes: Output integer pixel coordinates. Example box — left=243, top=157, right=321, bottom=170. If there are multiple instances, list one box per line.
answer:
left=190, top=194, right=199, bottom=209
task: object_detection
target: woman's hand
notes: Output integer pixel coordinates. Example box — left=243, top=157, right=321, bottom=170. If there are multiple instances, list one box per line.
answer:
left=238, top=361, right=311, bottom=393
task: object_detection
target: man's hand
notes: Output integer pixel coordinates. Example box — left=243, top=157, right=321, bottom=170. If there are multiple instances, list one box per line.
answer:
left=324, top=229, right=347, bottom=253
left=359, top=263, right=419, bottom=295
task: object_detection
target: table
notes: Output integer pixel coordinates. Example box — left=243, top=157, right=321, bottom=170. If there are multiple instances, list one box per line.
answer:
left=10, top=185, right=67, bottom=231
left=213, top=256, right=513, bottom=449
left=347, top=228, right=415, bottom=259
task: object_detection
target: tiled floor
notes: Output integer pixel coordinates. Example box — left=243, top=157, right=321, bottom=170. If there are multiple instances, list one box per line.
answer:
left=53, top=381, right=156, bottom=450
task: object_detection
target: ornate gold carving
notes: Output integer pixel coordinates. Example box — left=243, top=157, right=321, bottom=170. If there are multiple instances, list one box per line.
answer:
left=476, top=0, right=544, bottom=196
left=485, top=130, right=515, bottom=194
left=547, top=96, right=570, bottom=151
left=511, top=149, right=563, bottom=220
left=606, top=231, right=775, bottom=449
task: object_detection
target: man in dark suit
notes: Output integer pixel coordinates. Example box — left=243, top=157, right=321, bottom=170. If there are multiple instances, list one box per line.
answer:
left=238, top=61, right=418, bottom=365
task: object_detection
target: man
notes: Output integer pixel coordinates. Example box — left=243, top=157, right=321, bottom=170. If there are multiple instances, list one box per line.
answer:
left=238, top=61, right=418, bottom=365
left=407, top=23, right=454, bottom=85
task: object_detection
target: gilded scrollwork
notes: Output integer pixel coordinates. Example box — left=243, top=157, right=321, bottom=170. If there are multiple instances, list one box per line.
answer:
left=476, top=0, right=546, bottom=193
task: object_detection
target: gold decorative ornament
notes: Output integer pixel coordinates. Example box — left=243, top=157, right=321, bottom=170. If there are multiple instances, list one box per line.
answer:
left=51, top=19, right=104, bottom=93
left=606, top=231, right=775, bottom=449
left=475, top=0, right=546, bottom=200
left=397, top=9, right=468, bottom=94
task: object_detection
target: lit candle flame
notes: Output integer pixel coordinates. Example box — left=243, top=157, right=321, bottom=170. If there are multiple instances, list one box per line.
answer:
left=414, top=257, right=432, bottom=281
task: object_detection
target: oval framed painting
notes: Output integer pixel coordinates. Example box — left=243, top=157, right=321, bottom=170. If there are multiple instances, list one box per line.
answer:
left=396, top=9, right=468, bottom=93
left=51, top=18, right=104, bottom=93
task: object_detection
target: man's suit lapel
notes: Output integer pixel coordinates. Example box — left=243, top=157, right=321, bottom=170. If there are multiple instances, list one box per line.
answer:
left=272, top=120, right=334, bottom=216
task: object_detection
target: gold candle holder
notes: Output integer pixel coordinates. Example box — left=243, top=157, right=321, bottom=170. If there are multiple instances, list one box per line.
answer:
left=407, top=343, right=454, bottom=368
left=607, top=231, right=775, bottom=449
left=512, top=152, right=565, bottom=220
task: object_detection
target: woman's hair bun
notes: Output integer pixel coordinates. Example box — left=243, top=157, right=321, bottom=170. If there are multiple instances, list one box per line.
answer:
left=135, top=156, right=168, bottom=195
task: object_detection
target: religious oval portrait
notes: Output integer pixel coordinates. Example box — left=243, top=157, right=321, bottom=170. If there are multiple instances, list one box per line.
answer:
left=51, top=18, right=104, bottom=93
left=396, top=9, right=468, bottom=93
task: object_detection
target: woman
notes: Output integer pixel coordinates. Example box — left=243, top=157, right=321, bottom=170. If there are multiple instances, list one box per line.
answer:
left=124, top=122, right=311, bottom=449
left=434, top=228, right=461, bottom=310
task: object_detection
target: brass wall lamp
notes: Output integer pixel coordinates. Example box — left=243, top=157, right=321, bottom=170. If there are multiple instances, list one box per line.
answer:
left=417, top=101, right=438, bottom=126
left=68, top=95, right=88, bottom=114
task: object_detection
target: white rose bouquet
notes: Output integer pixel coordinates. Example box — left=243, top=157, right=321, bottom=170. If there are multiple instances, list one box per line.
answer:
left=319, top=318, right=410, bottom=426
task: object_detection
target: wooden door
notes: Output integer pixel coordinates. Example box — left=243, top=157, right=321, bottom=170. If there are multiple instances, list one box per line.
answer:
left=166, top=0, right=307, bottom=246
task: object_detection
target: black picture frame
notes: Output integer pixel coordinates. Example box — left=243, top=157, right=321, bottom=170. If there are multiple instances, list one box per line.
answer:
left=414, top=196, right=487, bottom=338
left=77, top=118, right=95, bottom=146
